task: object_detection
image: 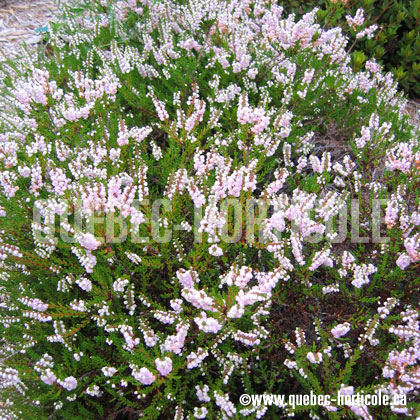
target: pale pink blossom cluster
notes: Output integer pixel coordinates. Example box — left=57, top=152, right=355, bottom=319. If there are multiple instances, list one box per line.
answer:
left=101, top=367, right=117, bottom=377
left=331, top=322, right=351, bottom=338
left=75, top=277, right=92, bottom=292
left=119, top=324, right=140, bottom=350
left=40, top=369, right=57, bottom=386
left=397, top=235, right=420, bottom=270
left=155, top=357, right=172, bottom=376
left=187, top=347, right=209, bottom=369
left=346, top=9, right=365, bottom=29
left=58, top=376, right=78, bottom=391
left=194, top=312, right=222, bottom=334
left=237, top=96, right=270, bottom=135
left=132, top=367, right=155, bottom=385
left=307, top=351, right=323, bottom=364
left=20, top=297, right=48, bottom=312
left=382, top=307, right=420, bottom=416
left=386, top=142, right=420, bottom=174
left=78, top=232, right=101, bottom=251
left=164, top=322, right=190, bottom=354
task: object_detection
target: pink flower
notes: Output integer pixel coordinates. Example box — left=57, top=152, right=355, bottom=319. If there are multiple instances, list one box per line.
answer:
left=61, top=376, right=77, bottom=391
left=155, top=357, right=172, bottom=376
left=117, top=132, right=129, bottom=146
left=209, top=244, right=223, bottom=257
left=307, top=352, right=323, bottom=364
left=79, top=232, right=101, bottom=251
left=194, top=312, right=222, bottom=333
left=346, top=9, right=365, bottom=29
left=101, top=367, right=117, bottom=377
left=176, top=269, right=197, bottom=288
left=396, top=254, right=413, bottom=270
left=40, top=369, right=56, bottom=385
left=164, top=323, right=190, bottom=354
left=170, top=299, right=183, bottom=313
left=132, top=367, right=156, bottom=385
left=331, top=323, right=351, bottom=338
left=339, top=385, right=354, bottom=396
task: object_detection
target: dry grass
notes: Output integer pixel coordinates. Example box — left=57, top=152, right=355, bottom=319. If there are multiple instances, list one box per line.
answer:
left=0, top=0, right=62, bottom=58
left=405, top=97, right=420, bottom=128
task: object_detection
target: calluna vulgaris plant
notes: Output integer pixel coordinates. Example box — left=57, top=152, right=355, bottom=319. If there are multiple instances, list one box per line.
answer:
left=0, top=0, right=419, bottom=419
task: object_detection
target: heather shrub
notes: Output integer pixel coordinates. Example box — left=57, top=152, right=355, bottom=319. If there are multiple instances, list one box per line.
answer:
left=281, top=0, right=420, bottom=96
left=0, top=0, right=419, bottom=419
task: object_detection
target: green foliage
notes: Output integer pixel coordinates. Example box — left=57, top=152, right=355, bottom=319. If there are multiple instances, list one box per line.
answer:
left=281, top=0, right=420, bottom=96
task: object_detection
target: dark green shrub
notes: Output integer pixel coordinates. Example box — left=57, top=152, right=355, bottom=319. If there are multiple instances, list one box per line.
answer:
left=281, top=0, right=420, bottom=96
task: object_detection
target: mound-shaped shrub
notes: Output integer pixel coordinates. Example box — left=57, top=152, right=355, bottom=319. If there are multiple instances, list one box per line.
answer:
left=0, top=0, right=419, bottom=419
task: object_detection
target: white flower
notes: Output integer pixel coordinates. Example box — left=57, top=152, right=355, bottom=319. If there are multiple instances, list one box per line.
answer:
left=155, top=357, right=172, bottom=376
left=307, top=352, right=323, bottom=364
left=339, top=384, right=354, bottom=396
left=40, top=369, right=56, bottom=385
left=60, top=376, right=77, bottom=391
left=101, top=366, right=117, bottom=377
left=209, top=244, right=223, bottom=256
left=331, top=323, right=351, bottom=338
left=194, top=407, right=208, bottom=419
